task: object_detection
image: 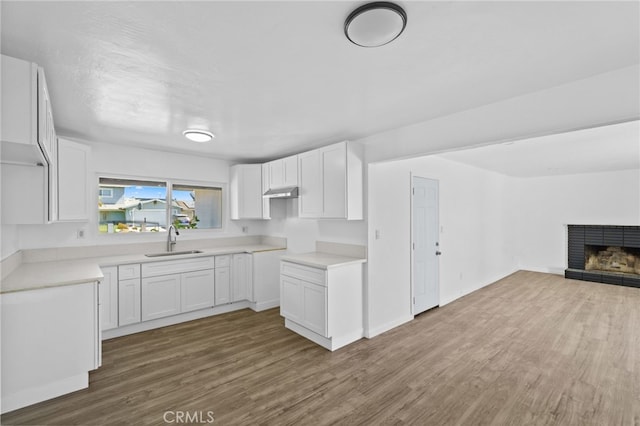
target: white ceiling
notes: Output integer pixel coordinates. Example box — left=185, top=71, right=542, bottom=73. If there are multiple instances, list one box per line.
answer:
left=439, top=120, right=640, bottom=177
left=1, top=1, right=639, bottom=162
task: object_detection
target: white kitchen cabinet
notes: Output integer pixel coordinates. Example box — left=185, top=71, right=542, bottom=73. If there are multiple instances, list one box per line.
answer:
left=280, top=259, right=363, bottom=351
left=99, top=266, right=118, bottom=331
left=1, top=163, right=49, bottom=224
left=267, top=154, right=298, bottom=189
left=118, top=278, right=141, bottom=326
left=261, top=163, right=271, bottom=219
left=214, top=266, right=231, bottom=305
left=1, top=282, right=100, bottom=413
left=250, top=250, right=283, bottom=311
left=232, top=253, right=252, bottom=302
left=298, top=141, right=363, bottom=220
left=57, top=138, right=90, bottom=222
left=230, top=164, right=264, bottom=219
left=1, top=54, right=55, bottom=165
left=181, top=269, right=215, bottom=313
left=141, top=274, right=181, bottom=321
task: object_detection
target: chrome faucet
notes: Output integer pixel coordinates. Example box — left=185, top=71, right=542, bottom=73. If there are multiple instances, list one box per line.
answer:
left=167, top=225, right=179, bottom=252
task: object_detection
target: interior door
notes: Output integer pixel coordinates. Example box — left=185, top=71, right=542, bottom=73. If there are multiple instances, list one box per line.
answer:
left=412, top=176, right=440, bottom=315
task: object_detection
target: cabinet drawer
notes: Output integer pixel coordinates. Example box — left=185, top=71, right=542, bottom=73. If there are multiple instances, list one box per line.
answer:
left=119, top=264, right=141, bottom=280
left=142, top=257, right=215, bottom=277
left=215, top=255, right=231, bottom=268
left=281, top=261, right=326, bottom=286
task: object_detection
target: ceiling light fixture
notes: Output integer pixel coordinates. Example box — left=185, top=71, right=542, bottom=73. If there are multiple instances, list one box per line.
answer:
left=345, top=2, right=407, bottom=47
left=182, top=129, right=214, bottom=143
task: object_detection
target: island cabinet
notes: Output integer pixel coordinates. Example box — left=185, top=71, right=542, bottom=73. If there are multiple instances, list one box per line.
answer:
left=0, top=282, right=101, bottom=414
left=280, top=259, right=364, bottom=351
left=297, top=141, right=363, bottom=220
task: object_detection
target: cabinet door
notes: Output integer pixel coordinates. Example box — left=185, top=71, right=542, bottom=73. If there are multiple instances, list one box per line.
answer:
left=321, top=143, right=347, bottom=218
left=261, top=163, right=271, bottom=219
left=57, top=138, right=90, bottom=221
left=181, top=269, right=215, bottom=313
left=37, top=67, right=56, bottom=163
left=230, top=164, right=263, bottom=219
left=301, top=281, right=327, bottom=336
left=214, top=267, right=231, bottom=305
left=141, top=274, right=181, bottom=321
left=269, top=159, right=285, bottom=188
left=118, top=278, right=141, bottom=326
left=280, top=275, right=303, bottom=322
left=298, top=149, right=323, bottom=218
left=232, top=253, right=252, bottom=302
left=283, top=155, right=299, bottom=187
left=99, top=266, right=118, bottom=330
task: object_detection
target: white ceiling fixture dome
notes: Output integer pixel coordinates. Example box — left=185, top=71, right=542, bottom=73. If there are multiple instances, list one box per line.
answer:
left=182, top=129, right=214, bottom=143
left=345, top=2, right=407, bottom=47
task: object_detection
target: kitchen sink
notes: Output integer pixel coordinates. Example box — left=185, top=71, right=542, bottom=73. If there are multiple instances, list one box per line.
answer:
left=145, top=250, right=203, bottom=257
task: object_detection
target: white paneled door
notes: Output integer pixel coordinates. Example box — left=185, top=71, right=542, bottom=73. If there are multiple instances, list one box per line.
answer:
left=412, top=176, right=440, bottom=315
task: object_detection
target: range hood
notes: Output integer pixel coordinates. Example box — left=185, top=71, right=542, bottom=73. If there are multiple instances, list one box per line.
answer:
left=263, top=186, right=299, bottom=199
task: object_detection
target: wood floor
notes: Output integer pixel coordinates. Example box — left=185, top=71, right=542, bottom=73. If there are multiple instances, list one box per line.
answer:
left=3, top=270, right=639, bottom=425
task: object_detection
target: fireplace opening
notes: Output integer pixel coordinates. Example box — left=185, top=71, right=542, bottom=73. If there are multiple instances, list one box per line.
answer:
left=585, top=245, right=640, bottom=275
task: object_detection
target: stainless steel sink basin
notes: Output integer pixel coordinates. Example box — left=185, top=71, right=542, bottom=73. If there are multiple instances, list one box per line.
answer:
left=145, top=250, right=203, bottom=257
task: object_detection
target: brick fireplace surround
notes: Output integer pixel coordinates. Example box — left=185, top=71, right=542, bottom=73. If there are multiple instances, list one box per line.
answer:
left=566, top=225, right=640, bottom=288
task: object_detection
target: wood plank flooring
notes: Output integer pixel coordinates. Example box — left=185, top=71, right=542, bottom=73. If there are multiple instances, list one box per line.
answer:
left=3, top=271, right=639, bottom=425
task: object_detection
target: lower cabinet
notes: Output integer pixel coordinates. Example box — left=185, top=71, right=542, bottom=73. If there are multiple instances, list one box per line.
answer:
left=280, top=260, right=363, bottom=351
left=141, top=274, right=182, bottom=321
left=280, top=274, right=327, bottom=336
left=214, top=266, right=231, bottom=305
left=0, top=282, right=100, bottom=413
left=99, top=266, right=118, bottom=330
left=181, top=269, right=215, bottom=313
left=232, top=253, right=252, bottom=302
left=118, top=278, right=141, bottom=326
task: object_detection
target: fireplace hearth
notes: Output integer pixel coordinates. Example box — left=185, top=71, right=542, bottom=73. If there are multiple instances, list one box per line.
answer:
left=566, top=225, right=640, bottom=288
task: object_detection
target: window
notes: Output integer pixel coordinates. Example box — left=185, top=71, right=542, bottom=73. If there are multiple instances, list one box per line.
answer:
left=171, top=184, right=222, bottom=230
left=98, top=178, right=167, bottom=233
left=98, top=177, right=223, bottom=234
left=98, top=188, right=113, bottom=198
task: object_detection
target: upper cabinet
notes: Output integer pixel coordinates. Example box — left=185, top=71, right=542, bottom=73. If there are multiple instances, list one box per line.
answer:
left=298, top=141, right=363, bottom=220
left=1, top=55, right=90, bottom=224
left=1, top=54, right=55, bottom=165
left=57, top=138, right=91, bottom=222
left=230, top=164, right=267, bottom=220
left=266, top=155, right=298, bottom=189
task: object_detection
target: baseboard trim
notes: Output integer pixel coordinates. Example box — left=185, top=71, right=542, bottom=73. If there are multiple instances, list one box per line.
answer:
left=250, top=299, right=279, bottom=312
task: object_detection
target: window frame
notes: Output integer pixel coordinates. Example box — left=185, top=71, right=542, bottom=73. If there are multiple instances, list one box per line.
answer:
left=96, top=174, right=226, bottom=238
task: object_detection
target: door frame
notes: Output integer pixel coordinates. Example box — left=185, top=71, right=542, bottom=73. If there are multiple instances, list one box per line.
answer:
left=410, top=173, right=440, bottom=315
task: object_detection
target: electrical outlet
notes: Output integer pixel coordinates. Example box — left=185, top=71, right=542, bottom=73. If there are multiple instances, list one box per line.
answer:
left=77, top=229, right=85, bottom=239
left=242, top=226, right=248, bottom=234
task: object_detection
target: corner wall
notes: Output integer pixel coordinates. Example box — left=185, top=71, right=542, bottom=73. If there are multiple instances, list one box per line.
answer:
left=514, top=169, right=640, bottom=274
left=367, top=156, right=519, bottom=337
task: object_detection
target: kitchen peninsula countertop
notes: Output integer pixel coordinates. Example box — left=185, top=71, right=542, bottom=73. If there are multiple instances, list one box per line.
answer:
left=1, top=243, right=286, bottom=295
left=280, top=252, right=366, bottom=270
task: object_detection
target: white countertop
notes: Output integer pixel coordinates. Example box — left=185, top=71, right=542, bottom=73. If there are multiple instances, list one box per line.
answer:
left=280, top=252, right=367, bottom=269
left=1, top=244, right=286, bottom=294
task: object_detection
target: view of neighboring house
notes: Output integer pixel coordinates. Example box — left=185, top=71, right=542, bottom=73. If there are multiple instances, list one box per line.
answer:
left=98, top=185, right=190, bottom=232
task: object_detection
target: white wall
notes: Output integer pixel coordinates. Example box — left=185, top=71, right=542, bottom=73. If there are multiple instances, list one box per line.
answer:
left=1, top=225, right=19, bottom=259
left=514, top=169, right=640, bottom=274
left=260, top=198, right=366, bottom=254
left=15, top=140, right=267, bottom=251
left=367, top=156, right=519, bottom=337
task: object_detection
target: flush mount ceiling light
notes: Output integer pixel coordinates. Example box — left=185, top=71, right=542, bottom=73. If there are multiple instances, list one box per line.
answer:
left=345, top=2, right=407, bottom=47
left=182, top=129, right=214, bottom=143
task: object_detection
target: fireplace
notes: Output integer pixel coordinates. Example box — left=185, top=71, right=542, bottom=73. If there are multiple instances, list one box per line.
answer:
left=566, top=225, right=640, bottom=287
